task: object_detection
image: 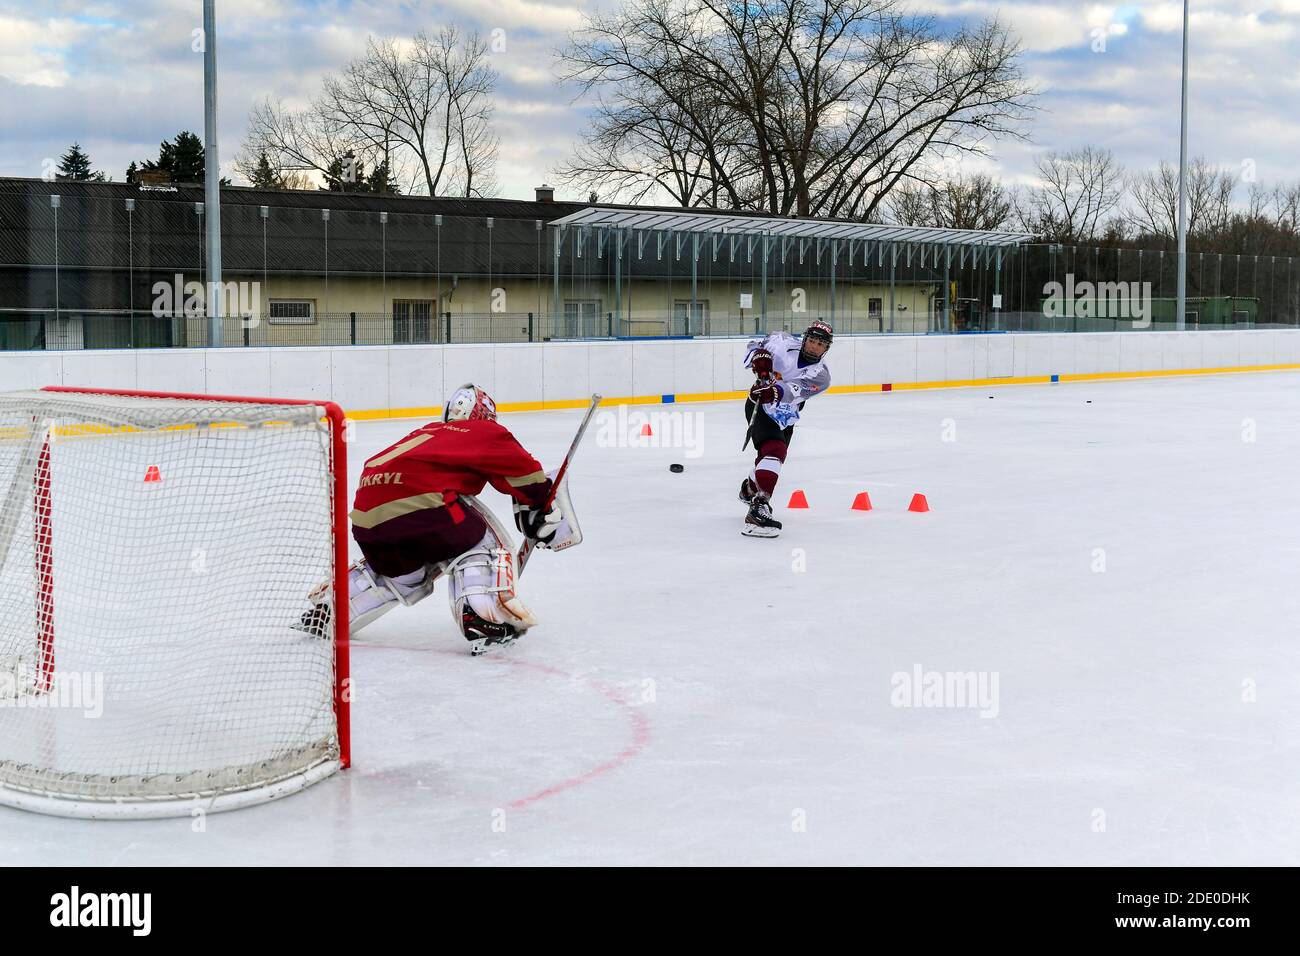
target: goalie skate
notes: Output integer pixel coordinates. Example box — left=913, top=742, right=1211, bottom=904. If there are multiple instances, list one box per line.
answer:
left=462, top=607, right=526, bottom=656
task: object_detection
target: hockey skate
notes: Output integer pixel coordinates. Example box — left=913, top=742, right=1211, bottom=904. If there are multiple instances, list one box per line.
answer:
left=295, top=602, right=333, bottom=639
left=742, top=494, right=783, bottom=538
left=739, top=477, right=758, bottom=503
left=462, top=607, right=526, bottom=656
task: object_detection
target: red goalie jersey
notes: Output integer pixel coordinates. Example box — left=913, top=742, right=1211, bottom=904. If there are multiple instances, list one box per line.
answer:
left=349, top=418, right=552, bottom=568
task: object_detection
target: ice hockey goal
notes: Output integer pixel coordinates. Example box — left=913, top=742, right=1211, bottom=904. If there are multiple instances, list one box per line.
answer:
left=0, top=386, right=350, bottom=818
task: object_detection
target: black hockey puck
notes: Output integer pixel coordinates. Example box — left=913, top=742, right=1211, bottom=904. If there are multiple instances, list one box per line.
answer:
left=669, top=463, right=685, bottom=473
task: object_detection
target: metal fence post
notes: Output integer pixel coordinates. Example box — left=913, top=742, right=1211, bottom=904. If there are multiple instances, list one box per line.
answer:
left=445, top=311, right=452, bottom=343
left=528, top=312, right=534, bottom=342
left=350, top=311, right=356, bottom=345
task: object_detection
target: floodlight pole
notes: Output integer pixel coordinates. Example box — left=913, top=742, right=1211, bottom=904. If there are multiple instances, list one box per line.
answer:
left=1175, top=0, right=1190, bottom=331
left=204, top=0, right=223, bottom=346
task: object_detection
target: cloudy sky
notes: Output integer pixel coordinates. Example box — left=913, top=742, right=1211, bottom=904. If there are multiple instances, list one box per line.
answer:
left=1, top=0, right=1298, bottom=202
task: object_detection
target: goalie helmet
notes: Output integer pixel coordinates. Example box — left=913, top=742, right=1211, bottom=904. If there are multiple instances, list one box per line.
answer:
left=444, top=384, right=497, bottom=423
left=800, top=319, right=833, bottom=363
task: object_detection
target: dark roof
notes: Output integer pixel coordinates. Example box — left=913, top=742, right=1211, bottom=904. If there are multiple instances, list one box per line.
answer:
left=0, top=177, right=588, bottom=281
left=0, top=176, right=589, bottom=220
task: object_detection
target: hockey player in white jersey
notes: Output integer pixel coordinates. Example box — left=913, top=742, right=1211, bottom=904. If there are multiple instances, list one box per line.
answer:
left=739, top=319, right=833, bottom=537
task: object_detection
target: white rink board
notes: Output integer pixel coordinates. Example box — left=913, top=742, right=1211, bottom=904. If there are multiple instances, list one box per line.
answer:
left=2, top=330, right=1299, bottom=415
left=3, top=370, right=1300, bottom=863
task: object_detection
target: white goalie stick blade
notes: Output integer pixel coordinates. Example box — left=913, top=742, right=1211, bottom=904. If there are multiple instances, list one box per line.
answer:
left=518, top=394, right=601, bottom=574
left=545, top=470, right=583, bottom=552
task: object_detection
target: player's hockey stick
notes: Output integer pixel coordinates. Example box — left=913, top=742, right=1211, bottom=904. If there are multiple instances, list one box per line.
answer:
left=741, top=370, right=772, bottom=451
left=517, top=393, right=602, bottom=575
left=741, top=398, right=761, bottom=452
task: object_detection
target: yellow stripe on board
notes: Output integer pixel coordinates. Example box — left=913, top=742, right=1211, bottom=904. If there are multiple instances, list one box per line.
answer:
left=338, top=362, right=1300, bottom=421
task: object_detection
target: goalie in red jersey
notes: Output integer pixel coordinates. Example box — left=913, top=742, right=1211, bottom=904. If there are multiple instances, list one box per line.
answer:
left=299, top=384, right=579, bottom=654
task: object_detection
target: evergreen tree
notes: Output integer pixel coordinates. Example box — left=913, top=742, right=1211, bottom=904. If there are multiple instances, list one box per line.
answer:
left=367, top=159, right=400, bottom=195
left=324, top=152, right=363, bottom=191
left=137, top=131, right=230, bottom=184
left=56, top=143, right=105, bottom=181
left=249, top=152, right=282, bottom=188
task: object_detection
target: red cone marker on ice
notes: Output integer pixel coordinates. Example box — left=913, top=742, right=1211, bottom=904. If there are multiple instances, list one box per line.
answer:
left=907, top=493, right=929, bottom=513
left=640, top=423, right=653, bottom=437
left=851, top=491, right=872, bottom=511
left=787, top=490, right=809, bottom=509
left=143, top=465, right=162, bottom=483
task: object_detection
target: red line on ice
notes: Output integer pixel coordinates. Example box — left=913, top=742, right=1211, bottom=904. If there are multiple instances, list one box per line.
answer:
left=493, top=659, right=651, bottom=810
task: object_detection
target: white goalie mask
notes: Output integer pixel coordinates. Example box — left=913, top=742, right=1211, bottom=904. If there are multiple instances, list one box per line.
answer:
left=443, top=384, right=497, bottom=423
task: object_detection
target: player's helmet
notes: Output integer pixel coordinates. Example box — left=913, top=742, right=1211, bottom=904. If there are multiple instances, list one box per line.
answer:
left=800, top=319, right=834, bottom=363
left=443, top=384, right=497, bottom=423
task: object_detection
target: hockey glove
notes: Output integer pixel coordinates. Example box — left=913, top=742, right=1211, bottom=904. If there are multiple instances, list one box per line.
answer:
left=513, top=499, right=562, bottom=548
left=749, top=347, right=774, bottom=378
left=749, top=379, right=782, bottom=405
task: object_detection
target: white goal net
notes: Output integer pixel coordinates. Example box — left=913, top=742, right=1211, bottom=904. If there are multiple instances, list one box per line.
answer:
left=0, top=387, right=348, bottom=819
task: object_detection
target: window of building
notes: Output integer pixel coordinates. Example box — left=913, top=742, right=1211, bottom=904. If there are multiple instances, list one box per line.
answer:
left=268, top=300, right=316, bottom=325
left=563, top=299, right=600, bottom=337
left=673, top=300, right=708, bottom=333
left=393, top=300, right=433, bottom=343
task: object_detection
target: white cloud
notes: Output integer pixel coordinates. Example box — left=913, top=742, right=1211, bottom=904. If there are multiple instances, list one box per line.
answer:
left=2, top=0, right=1299, bottom=196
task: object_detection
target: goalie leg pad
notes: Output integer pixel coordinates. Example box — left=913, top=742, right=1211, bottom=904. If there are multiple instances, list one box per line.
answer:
left=445, top=531, right=537, bottom=638
left=348, top=560, right=439, bottom=632
left=299, top=559, right=440, bottom=637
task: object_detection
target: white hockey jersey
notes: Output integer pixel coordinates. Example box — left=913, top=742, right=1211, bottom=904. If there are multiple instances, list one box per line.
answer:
left=743, top=331, right=831, bottom=427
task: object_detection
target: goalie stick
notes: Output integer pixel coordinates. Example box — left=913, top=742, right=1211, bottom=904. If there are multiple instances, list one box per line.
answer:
left=517, top=393, right=602, bottom=575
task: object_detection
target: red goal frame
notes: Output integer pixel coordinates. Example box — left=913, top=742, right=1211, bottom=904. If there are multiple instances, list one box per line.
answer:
left=36, top=386, right=351, bottom=770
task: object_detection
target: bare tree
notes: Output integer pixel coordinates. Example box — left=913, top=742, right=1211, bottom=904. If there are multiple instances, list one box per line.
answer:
left=1264, top=181, right=1300, bottom=231
left=885, top=182, right=936, bottom=226
left=240, top=28, right=497, bottom=196
left=1129, top=157, right=1236, bottom=238
left=1018, top=147, right=1124, bottom=243
left=886, top=173, right=1012, bottom=230
left=237, top=97, right=367, bottom=187
left=557, top=0, right=1036, bottom=218
left=1246, top=180, right=1271, bottom=220
left=933, top=174, right=1013, bottom=230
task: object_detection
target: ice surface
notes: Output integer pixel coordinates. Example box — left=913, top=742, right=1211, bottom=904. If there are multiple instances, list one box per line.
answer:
left=3, top=371, right=1299, bottom=864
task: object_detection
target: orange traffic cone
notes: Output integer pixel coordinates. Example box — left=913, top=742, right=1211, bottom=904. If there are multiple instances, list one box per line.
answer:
left=851, top=491, right=872, bottom=511
left=143, top=465, right=162, bottom=483
left=907, top=493, right=929, bottom=512
left=640, top=423, right=653, bottom=437
left=787, top=489, right=809, bottom=509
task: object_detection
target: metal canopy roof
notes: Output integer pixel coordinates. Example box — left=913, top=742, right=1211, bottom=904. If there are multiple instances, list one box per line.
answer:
left=551, top=206, right=1035, bottom=248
